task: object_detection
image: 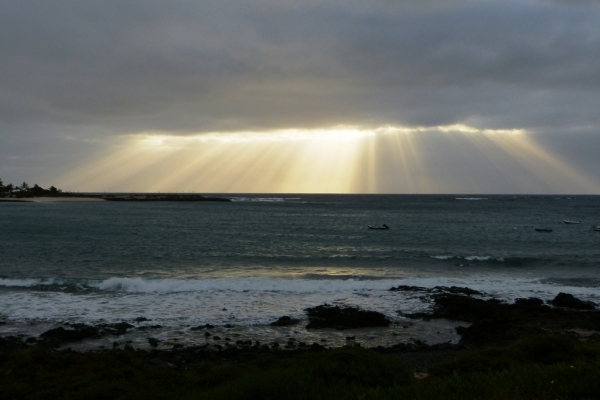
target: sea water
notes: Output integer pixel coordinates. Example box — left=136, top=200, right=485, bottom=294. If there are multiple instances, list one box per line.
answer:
left=1, top=194, right=599, bottom=349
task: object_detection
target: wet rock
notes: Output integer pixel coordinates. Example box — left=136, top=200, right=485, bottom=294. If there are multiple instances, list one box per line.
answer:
left=310, top=342, right=326, bottom=351
left=405, top=293, right=600, bottom=347
left=551, top=293, right=596, bottom=310
left=389, top=285, right=481, bottom=296
left=270, top=316, right=300, bottom=326
left=404, top=295, right=505, bottom=322
left=441, top=286, right=482, bottom=296
left=135, top=317, right=150, bottom=322
left=190, top=324, right=215, bottom=331
left=148, top=338, right=160, bottom=347
left=113, top=341, right=120, bottom=347
left=515, top=297, right=545, bottom=307
left=104, top=322, right=134, bottom=334
left=40, top=325, right=100, bottom=343
left=390, top=285, right=428, bottom=292
left=213, top=336, right=221, bottom=340
left=124, top=344, right=134, bottom=351
left=25, top=337, right=37, bottom=343
left=305, top=304, right=391, bottom=329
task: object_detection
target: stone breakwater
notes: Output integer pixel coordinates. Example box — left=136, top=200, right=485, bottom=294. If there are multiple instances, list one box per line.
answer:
left=102, top=194, right=230, bottom=202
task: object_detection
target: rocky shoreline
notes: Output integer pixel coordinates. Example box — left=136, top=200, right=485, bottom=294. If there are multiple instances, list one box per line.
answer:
left=2, top=287, right=598, bottom=372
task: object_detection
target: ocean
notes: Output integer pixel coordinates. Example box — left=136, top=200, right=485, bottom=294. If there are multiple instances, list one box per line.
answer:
left=1, top=194, right=599, bottom=349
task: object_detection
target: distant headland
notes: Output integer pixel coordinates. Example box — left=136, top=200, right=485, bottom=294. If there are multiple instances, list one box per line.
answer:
left=0, top=178, right=230, bottom=202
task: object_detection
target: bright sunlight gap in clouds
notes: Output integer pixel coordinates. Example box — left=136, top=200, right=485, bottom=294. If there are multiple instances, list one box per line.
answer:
left=56, top=125, right=599, bottom=194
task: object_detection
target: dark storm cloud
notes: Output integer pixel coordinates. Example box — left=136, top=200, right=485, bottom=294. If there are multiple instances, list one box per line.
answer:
left=1, top=0, right=599, bottom=133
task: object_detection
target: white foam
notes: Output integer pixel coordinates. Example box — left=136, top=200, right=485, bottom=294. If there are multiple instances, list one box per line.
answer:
left=1, top=275, right=599, bottom=330
left=93, top=276, right=404, bottom=294
left=430, top=255, right=504, bottom=262
left=0, top=278, right=53, bottom=287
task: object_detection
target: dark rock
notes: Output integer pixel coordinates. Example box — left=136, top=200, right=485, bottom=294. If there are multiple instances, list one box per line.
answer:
left=0, top=336, right=25, bottom=351
left=389, top=285, right=481, bottom=296
left=124, top=344, right=134, bottom=351
left=515, top=297, right=545, bottom=307
left=113, top=341, right=120, bottom=347
left=148, top=338, right=160, bottom=347
left=305, top=304, right=391, bottom=329
left=40, top=325, right=100, bottom=342
left=25, top=337, right=37, bottom=343
left=310, top=342, right=326, bottom=351
left=190, top=324, right=215, bottom=330
left=405, top=293, right=600, bottom=347
left=551, top=293, right=596, bottom=310
left=135, top=317, right=150, bottom=322
left=213, top=336, right=221, bottom=340
left=390, top=285, right=428, bottom=292
left=441, top=286, right=482, bottom=296
left=404, top=295, right=505, bottom=322
left=270, top=316, right=301, bottom=326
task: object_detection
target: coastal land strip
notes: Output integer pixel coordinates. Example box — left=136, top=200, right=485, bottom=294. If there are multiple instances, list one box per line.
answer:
left=2, top=286, right=600, bottom=398
left=0, top=193, right=231, bottom=202
left=2, top=287, right=598, bottom=370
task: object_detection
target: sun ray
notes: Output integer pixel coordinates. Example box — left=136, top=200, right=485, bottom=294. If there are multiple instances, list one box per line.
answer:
left=54, top=124, right=600, bottom=194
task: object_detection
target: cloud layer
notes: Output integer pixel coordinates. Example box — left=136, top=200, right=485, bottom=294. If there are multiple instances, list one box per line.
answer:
left=1, top=0, right=599, bottom=192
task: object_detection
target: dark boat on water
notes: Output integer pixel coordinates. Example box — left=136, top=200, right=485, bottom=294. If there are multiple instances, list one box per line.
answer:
left=535, top=228, right=553, bottom=232
left=368, top=224, right=389, bottom=230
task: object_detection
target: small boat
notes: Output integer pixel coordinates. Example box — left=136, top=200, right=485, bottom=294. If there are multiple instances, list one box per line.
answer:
left=593, top=226, right=600, bottom=232
left=535, top=228, right=553, bottom=232
left=563, top=220, right=582, bottom=224
left=368, top=224, right=389, bottom=230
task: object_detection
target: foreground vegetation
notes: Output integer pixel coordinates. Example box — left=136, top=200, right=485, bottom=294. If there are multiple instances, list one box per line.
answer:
left=1, top=335, right=599, bottom=399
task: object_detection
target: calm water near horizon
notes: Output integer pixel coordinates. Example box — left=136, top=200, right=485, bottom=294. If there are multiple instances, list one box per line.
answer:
left=1, top=194, right=599, bottom=349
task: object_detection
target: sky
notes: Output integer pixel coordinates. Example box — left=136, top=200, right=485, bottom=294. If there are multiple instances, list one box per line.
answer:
left=1, top=0, right=600, bottom=194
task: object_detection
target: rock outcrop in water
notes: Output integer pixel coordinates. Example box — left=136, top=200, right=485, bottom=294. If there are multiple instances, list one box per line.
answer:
left=550, top=292, right=597, bottom=310
left=39, top=322, right=134, bottom=345
left=305, top=304, right=391, bottom=330
left=402, top=292, right=600, bottom=346
left=270, top=316, right=301, bottom=326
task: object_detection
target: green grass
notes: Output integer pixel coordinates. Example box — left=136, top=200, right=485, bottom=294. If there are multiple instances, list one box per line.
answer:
left=1, top=335, right=599, bottom=399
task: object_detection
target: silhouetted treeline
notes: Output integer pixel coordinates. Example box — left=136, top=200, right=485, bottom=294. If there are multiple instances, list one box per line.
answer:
left=0, top=179, right=62, bottom=198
